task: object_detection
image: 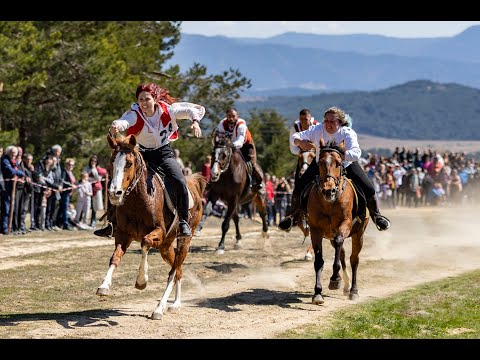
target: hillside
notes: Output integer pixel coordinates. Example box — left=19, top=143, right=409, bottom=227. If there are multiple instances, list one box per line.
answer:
left=171, top=27, right=480, bottom=93
left=235, top=80, right=480, bottom=141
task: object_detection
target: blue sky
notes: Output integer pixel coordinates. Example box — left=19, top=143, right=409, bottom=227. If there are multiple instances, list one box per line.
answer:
left=181, top=21, right=480, bottom=39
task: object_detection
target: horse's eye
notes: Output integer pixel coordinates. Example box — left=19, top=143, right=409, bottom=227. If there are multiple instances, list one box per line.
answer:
left=125, top=162, right=132, bottom=169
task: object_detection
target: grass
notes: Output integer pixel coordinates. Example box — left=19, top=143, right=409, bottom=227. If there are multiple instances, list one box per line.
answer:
left=278, top=269, right=480, bottom=339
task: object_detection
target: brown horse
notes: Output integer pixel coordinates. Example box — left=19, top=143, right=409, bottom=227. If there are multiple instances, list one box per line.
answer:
left=307, top=139, right=369, bottom=304
left=96, top=134, right=206, bottom=320
left=205, top=131, right=269, bottom=254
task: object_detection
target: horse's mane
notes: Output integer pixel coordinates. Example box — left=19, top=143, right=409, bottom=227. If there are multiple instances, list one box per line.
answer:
left=320, top=140, right=345, bottom=155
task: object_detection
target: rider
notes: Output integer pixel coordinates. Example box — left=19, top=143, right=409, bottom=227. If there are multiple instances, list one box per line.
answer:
left=278, top=106, right=391, bottom=232
left=94, top=82, right=205, bottom=239
left=215, top=107, right=265, bottom=194
left=290, top=108, right=318, bottom=178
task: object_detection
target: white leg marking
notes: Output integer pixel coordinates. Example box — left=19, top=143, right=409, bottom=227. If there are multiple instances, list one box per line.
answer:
left=151, top=270, right=176, bottom=319
left=136, top=247, right=149, bottom=286
left=98, top=264, right=116, bottom=291
left=168, top=279, right=182, bottom=312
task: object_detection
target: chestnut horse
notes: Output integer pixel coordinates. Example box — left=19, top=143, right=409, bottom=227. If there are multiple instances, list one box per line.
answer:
left=307, top=139, right=369, bottom=304
left=96, top=134, right=206, bottom=320
left=205, top=132, right=269, bottom=254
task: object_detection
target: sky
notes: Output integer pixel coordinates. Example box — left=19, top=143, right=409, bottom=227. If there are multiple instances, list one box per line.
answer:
left=181, top=21, right=480, bottom=39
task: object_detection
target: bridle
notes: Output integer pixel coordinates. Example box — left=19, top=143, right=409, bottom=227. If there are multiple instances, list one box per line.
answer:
left=114, top=145, right=145, bottom=198
left=317, top=147, right=347, bottom=199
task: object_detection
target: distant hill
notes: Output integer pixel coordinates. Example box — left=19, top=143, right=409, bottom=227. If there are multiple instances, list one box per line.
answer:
left=234, top=80, right=480, bottom=141
left=169, top=27, right=480, bottom=94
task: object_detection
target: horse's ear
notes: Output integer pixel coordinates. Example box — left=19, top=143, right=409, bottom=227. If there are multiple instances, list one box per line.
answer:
left=126, top=134, right=137, bottom=147
left=107, top=134, right=116, bottom=149
left=339, top=140, right=345, bottom=152
left=319, top=138, right=325, bottom=147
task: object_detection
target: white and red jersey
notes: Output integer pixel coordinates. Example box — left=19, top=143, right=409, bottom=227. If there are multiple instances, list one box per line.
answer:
left=112, top=101, right=205, bottom=149
left=216, top=118, right=253, bottom=149
left=289, top=117, right=318, bottom=155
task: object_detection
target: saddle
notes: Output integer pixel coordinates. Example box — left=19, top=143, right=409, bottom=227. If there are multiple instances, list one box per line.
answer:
left=301, top=177, right=368, bottom=224
left=148, top=164, right=194, bottom=213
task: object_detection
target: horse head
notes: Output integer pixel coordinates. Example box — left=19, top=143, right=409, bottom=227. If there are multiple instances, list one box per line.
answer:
left=317, top=138, right=346, bottom=203
left=107, top=134, right=145, bottom=206
left=210, top=130, right=234, bottom=182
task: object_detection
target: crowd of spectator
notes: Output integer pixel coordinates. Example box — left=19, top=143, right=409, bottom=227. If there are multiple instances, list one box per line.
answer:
left=0, top=144, right=107, bottom=236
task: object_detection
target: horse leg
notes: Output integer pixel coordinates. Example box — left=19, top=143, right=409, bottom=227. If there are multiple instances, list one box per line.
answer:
left=340, top=245, right=351, bottom=296
left=151, top=240, right=176, bottom=320
left=233, top=212, right=242, bottom=249
left=329, top=235, right=344, bottom=290
left=254, top=194, right=269, bottom=238
left=348, top=230, right=365, bottom=301
left=135, top=228, right=162, bottom=290
left=310, top=229, right=325, bottom=305
left=168, top=236, right=191, bottom=312
left=304, top=243, right=314, bottom=261
left=97, top=234, right=133, bottom=296
left=216, top=204, right=235, bottom=255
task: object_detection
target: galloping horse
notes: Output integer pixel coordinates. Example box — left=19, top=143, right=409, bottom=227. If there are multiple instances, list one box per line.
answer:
left=307, top=139, right=369, bottom=304
left=205, top=131, right=269, bottom=254
left=96, top=134, right=206, bottom=320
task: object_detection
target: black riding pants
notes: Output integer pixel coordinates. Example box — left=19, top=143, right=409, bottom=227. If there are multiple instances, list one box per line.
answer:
left=140, top=144, right=189, bottom=221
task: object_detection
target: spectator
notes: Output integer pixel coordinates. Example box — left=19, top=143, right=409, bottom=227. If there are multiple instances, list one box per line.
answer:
left=83, top=155, right=107, bottom=228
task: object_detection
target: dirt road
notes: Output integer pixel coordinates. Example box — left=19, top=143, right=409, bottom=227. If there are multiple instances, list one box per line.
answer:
left=0, top=205, right=478, bottom=339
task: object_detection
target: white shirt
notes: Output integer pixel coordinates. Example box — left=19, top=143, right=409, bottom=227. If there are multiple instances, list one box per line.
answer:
left=216, top=118, right=248, bottom=149
left=112, top=102, right=205, bottom=149
left=291, top=123, right=361, bottom=168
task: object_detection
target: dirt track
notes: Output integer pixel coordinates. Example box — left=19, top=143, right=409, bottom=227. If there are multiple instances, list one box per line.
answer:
left=0, top=205, right=478, bottom=339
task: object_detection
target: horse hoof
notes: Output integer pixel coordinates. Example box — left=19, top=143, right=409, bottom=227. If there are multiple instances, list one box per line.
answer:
left=329, top=280, right=342, bottom=290
left=234, top=242, right=242, bottom=249
left=215, top=248, right=225, bottom=255
left=304, top=253, right=313, bottom=261
left=135, top=282, right=147, bottom=290
left=168, top=305, right=181, bottom=313
left=151, top=312, right=163, bottom=320
left=349, top=293, right=359, bottom=301
left=343, top=288, right=350, bottom=296
left=96, top=287, right=110, bottom=296
left=312, top=294, right=324, bottom=305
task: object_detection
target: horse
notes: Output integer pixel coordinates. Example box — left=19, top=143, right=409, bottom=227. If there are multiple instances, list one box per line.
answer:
left=306, top=139, right=369, bottom=304
left=203, top=131, right=269, bottom=254
left=96, top=134, right=206, bottom=320
left=296, top=149, right=316, bottom=261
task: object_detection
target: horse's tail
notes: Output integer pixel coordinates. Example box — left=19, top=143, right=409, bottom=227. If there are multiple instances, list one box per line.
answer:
left=188, top=172, right=208, bottom=197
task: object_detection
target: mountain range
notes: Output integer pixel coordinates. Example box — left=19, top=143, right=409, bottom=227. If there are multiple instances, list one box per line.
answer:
left=168, top=26, right=480, bottom=95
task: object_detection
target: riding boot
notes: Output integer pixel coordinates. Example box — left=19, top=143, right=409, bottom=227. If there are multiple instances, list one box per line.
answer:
left=278, top=192, right=301, bottom=232
left=366, top=195, right=391, bottom=231
left=93, top=205, right=117, bottom=238
left=251, top=162, right=265, bottom=195
left=178, top=218, right=192, bottom=239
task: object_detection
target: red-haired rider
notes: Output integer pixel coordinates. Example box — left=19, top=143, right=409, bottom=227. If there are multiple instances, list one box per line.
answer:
left=94, top=83, right=205, bottom=239
left=216, top=107, right=265, bottom=194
